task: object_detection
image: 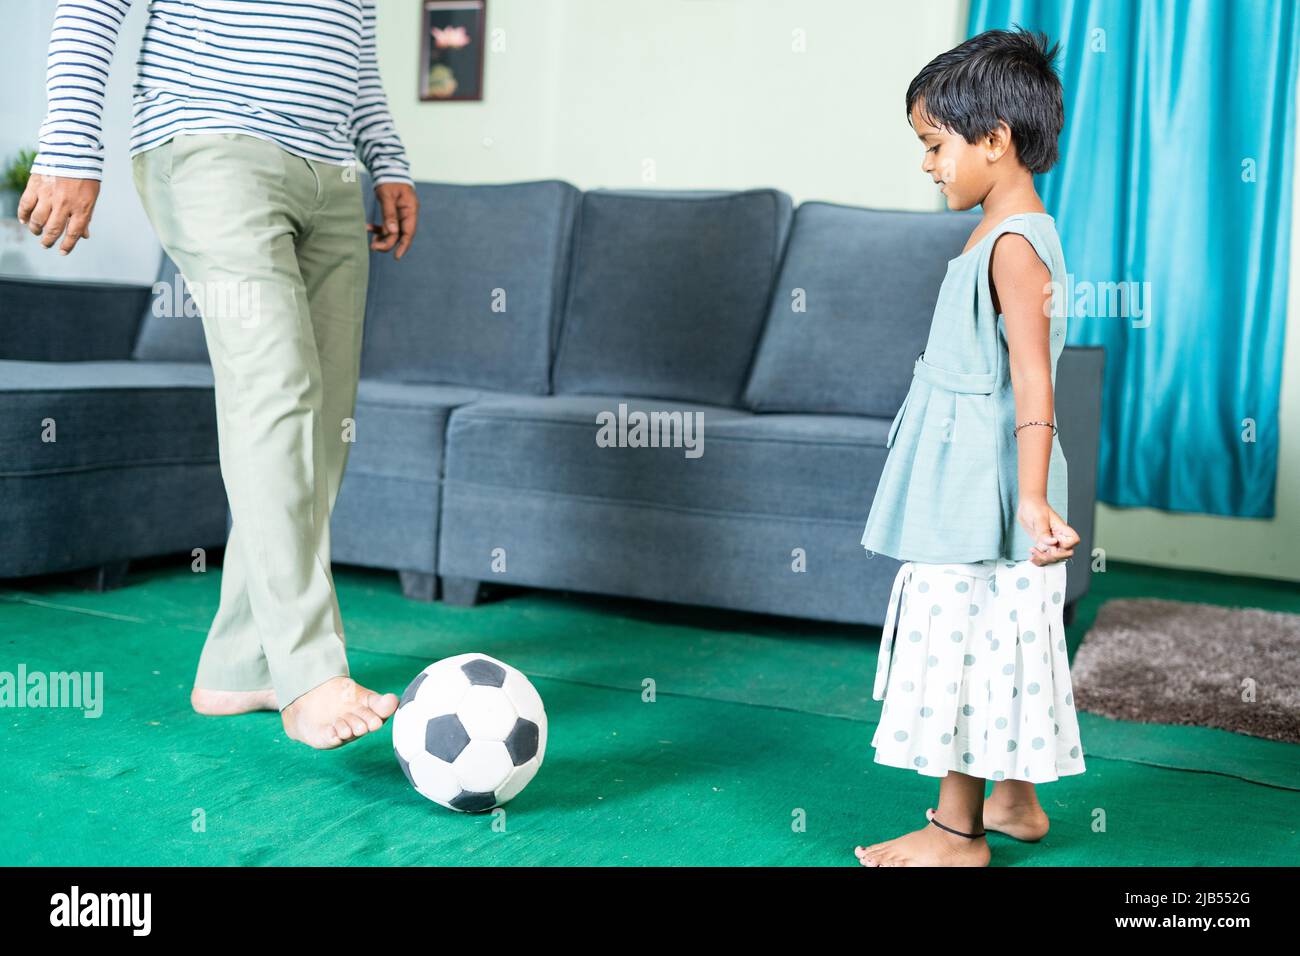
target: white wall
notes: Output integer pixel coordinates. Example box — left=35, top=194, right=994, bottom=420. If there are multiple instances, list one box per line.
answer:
left=377, top=0, right=967, bottom=208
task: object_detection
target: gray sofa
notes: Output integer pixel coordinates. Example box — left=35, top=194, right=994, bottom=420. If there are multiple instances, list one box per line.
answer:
left=0, top=181, right=1104, bottom=627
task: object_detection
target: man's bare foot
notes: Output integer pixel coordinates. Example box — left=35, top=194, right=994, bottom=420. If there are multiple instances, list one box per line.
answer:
left=855, top=820, right=990, bottom=867
left=280, top=677, right=399, bottom=750
left=926, top=796, right=1050, bottom=842
left=191, top=687, right=278, bottom=715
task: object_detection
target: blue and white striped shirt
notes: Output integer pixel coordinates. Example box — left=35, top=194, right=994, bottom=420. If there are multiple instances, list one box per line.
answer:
left=33, top=0, right=413, bottom=184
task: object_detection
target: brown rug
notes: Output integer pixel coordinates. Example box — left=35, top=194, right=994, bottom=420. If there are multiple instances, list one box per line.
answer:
left=1072, top=598, right=1300, bottom=744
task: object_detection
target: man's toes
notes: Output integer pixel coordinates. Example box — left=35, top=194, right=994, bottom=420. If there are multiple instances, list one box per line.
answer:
left=343, top=713, right=370, bottom=737
left=368, top=692, right=399, bottom=718
left=334, top=717, right=356, bottom=740
left=354, top=706, right=384, bottom=733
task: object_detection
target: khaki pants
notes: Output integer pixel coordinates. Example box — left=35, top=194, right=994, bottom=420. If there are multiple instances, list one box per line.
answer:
left=133, top=132, right=369, bottom=708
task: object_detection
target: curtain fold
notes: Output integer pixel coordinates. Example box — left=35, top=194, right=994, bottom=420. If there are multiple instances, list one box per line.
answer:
left=967, top=0, right=1299, bottom=517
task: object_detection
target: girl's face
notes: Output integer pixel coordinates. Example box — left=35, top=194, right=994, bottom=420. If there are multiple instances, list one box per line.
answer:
left=911, top=101, right=997, bottom=211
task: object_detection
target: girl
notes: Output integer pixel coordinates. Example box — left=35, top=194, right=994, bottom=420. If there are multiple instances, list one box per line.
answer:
left=855, top=28, right=1085, bottom=867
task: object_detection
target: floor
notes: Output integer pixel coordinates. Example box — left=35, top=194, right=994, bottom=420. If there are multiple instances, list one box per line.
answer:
left=1, top=555, right=1296, bottom=866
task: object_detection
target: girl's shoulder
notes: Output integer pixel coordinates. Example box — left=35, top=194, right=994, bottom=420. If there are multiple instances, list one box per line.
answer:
left=980, top=212, right=1063, bottom=279
left=979, top=210, right=1057, bottom=247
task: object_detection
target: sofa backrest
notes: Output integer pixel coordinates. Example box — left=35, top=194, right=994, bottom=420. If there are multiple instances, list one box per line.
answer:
left=360, top=179, right=580, bottom=394
left=131, top=253, right=208, bottom=363
left=743, top=202, right=977, bottom=418
left=552, top=188, right=793, bottom=407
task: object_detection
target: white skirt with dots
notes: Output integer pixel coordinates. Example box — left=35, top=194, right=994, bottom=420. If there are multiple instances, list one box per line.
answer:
left=870, top=557, right=1086, bottom=783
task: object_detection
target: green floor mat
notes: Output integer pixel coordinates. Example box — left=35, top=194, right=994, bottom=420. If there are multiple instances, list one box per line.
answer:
left=2, top=557, right=1297, bottom=866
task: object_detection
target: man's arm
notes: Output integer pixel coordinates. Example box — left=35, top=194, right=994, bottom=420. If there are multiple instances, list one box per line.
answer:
left=31, top=0, right=132, bottom=180
left=352, top=1, right=418, bottom=260
left=19, top=0, right=131, bottom=254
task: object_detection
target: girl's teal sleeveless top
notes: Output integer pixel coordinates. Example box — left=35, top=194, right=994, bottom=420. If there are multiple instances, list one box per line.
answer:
left=860, top=212, right=1069, bottom=564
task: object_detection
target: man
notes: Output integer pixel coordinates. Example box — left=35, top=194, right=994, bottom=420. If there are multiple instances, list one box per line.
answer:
left=19, top=0, right=420, bottom=749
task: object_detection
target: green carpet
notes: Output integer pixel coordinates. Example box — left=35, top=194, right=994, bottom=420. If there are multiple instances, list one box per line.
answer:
left=1, top=557, right=1297, bottom=866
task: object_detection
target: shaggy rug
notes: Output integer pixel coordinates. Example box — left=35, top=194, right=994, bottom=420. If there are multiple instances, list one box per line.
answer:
left=1071, top=599, right=1300, bottom=744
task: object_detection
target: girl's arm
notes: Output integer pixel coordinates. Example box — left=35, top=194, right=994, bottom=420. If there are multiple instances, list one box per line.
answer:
left=990, top=233, right=1077, bottom=563
left=991, top=233, right=1054, bottom=501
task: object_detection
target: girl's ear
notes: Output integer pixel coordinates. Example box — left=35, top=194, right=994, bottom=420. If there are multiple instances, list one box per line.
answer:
left=986, top=121, right=1013, bottom=160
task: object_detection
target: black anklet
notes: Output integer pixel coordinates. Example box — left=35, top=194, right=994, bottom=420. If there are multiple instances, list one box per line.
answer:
left=929, top=815, right=986, bottom=839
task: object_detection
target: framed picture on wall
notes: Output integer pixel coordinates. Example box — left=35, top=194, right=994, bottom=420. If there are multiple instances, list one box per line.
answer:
left=419, top=0, right=486, bottom=101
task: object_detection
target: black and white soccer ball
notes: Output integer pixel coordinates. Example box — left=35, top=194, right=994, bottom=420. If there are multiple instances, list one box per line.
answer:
left=392, top=653, right=547, bottom=812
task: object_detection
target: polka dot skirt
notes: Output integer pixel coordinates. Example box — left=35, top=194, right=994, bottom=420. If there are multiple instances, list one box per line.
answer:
left=870, top=557, right=1086, bottom=783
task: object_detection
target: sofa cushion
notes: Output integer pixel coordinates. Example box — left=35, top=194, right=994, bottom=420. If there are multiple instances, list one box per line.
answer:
left=131, top=254, right=209, bottom=364
left=743, top=202, right=977, bottom=418
left=0, top=277, right=151, bottom=362
left=329, top=379, right=494, bottom=575
left=443, top=394, right=888, bottom=523
left=347, top=379, right=493, bottom=481
left=360, top=180, right=580, bottom=394
left=0, top=360, right=216, bottom=474
left=552, top=189, right=793, bottom=407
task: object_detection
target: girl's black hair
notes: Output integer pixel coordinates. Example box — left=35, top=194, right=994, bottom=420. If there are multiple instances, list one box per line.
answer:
left=906, top=26, right=1064, bottom=174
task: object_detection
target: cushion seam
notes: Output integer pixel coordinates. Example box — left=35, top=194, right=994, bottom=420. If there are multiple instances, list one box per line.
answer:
left=442, top=478, right=865, bottom=525
left=1, top=456, right=220, bottom=477
left=447, top=415, right=887, bottom=447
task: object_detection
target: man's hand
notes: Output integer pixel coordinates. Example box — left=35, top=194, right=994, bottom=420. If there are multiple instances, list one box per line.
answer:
left=1017, top=496, right=1079, bottom=566
left=17, top=173, right=100, bottom=255
left=368, top=182, right=418, bottom=260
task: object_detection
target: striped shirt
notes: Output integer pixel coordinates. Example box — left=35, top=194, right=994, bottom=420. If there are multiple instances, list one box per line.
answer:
left=33, top=0, right=412, bottom=184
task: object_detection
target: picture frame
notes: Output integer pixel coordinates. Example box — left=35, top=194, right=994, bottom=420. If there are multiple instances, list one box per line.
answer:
left=418, top=0, right=486, bottom=102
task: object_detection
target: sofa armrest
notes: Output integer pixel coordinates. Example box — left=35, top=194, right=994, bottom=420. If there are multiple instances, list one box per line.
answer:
left=1055, top=345, right=1107, bottom=601
left=0, top=276, right=151, bottom=361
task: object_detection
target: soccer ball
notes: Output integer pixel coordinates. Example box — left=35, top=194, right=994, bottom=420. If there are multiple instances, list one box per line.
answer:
left=392, top=653, right=547, bottom=812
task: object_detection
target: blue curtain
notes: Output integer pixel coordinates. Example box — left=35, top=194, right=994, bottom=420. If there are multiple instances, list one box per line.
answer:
left=967, top=0, right=1299, bottom=518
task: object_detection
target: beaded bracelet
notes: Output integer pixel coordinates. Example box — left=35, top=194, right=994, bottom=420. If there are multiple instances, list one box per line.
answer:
left=1014, top=420, right=1058, bottom=437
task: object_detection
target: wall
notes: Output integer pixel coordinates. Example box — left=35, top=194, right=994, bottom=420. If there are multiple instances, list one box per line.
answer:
left=378, top=0, right=966, bottom=208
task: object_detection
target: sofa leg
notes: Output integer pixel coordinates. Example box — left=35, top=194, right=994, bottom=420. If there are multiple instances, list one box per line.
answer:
left=399, top=570, right=438, bottom=603
left=1063, top=600, right=1078, bottom=627
left=440, top=577, right=482, bottom=607
left=70, top=559, right=132, bottom=592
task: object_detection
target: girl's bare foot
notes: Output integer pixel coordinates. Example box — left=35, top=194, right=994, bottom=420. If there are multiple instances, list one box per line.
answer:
left=280, top=676, right=399, bottom=750
left=926, top=785, right=1051, bottom=842
left=855, top=819, right=990, bottom=867
left=191, top=687, right=278, bottom=715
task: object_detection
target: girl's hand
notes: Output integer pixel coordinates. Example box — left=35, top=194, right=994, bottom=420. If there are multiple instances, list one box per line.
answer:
left=1017, top=497, right=1079, bottom=566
